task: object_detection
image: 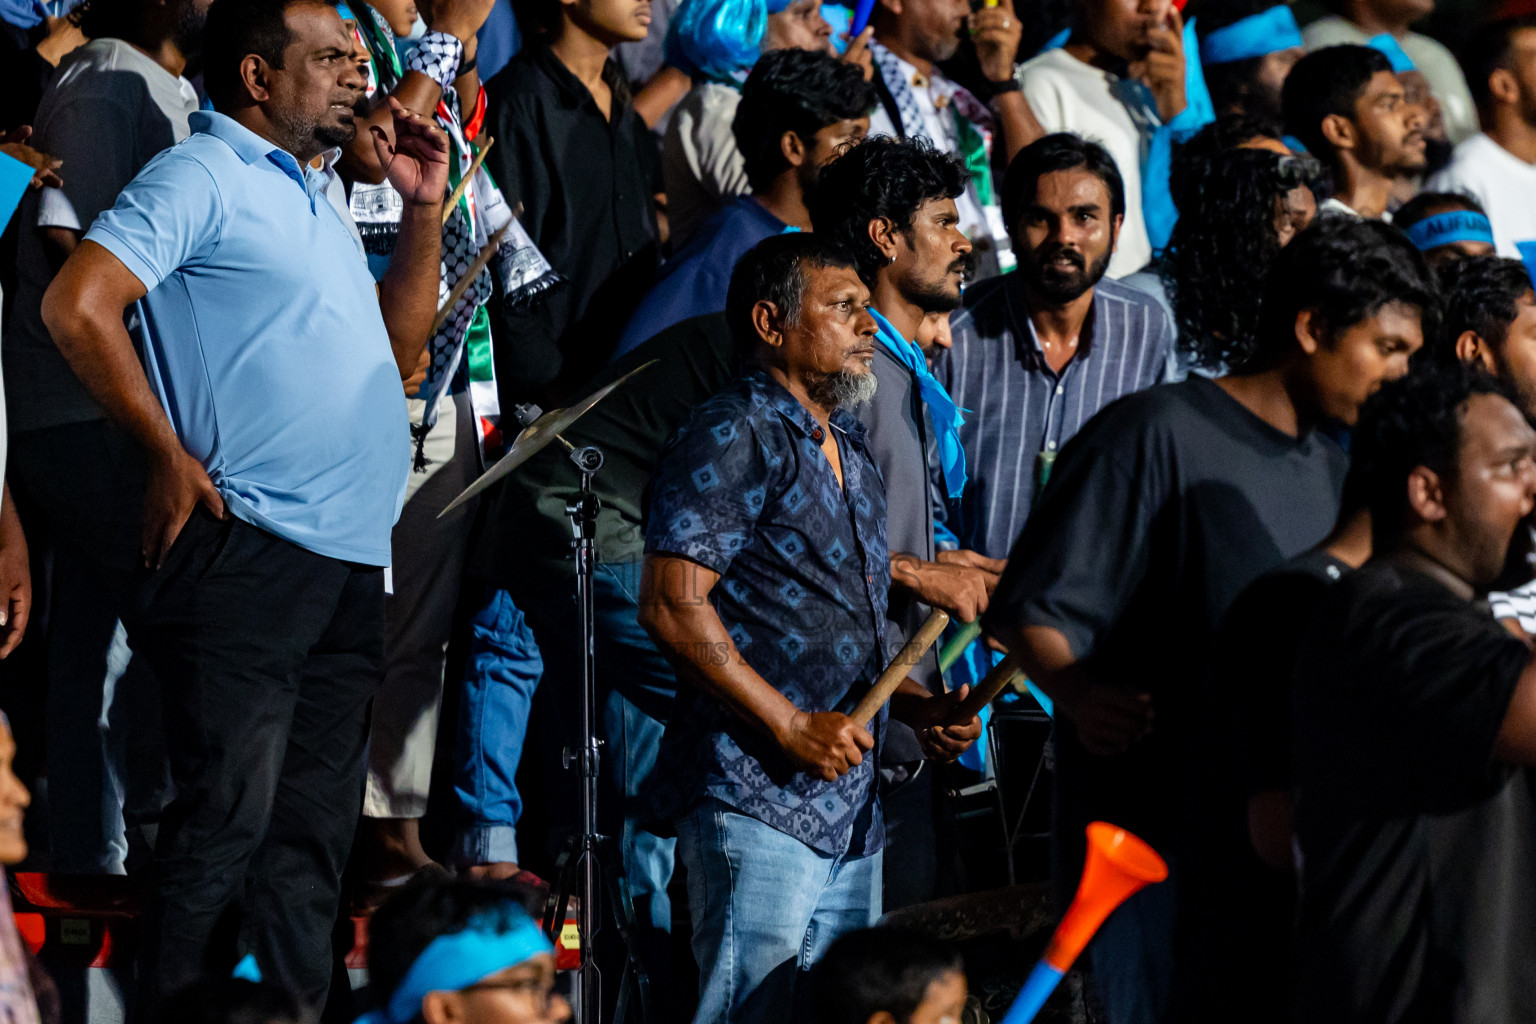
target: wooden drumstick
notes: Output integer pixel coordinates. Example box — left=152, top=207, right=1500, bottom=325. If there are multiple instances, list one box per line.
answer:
left=953, top=653, right=1024, bottom=720
left=429, top=224, right=509, bottom=335
left=441, top=136, right=494, bottom=226
left=849, top=609, right=952, bottom=727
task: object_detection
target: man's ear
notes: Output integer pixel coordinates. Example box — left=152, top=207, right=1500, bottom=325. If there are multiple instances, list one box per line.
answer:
left=1457, top=329, right=1499, bottom=373
left=1294, top=308, right=1327, bottom=355
left=780, top=129, right=809, bottom=171
left=1320, top=112, right=1356, bottom=153
left=419, top=991, right=466, bottom=1024
left=1490, top=66, right=1520, bottom=108
left=753, top=299, right=786, bottom=349
left=239, top=54, right=273, bottom=103
left=1109, top=212, right=1124, bottom=254
left=868, top=216, right=902, bottom=265
left=1406, top=464, right=1449, bottom=525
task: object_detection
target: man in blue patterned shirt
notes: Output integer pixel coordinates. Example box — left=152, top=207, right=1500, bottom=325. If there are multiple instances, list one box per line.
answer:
left=640, top=233, right=980, bottom=1023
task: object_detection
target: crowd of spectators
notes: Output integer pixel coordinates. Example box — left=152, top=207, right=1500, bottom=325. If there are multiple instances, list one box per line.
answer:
left=0, top=0, right=1535, bottom=1021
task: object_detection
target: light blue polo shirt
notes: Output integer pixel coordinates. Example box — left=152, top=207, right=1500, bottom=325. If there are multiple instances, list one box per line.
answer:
left=86, top=110, right=408, bottom=566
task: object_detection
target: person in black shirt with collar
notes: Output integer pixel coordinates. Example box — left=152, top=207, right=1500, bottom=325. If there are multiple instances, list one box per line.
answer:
left=485, top=0, right=660, bottom=402
left=1292, top=363, right=1536, bottom=1024
left=981, top=216, right=1435, bottom=1024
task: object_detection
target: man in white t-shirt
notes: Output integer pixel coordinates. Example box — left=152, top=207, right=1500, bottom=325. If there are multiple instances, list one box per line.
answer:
left=1, top=0, right=206, bottom=876
left=1015, top=0, right=1187, bottom=278
left=1302, top=0, right=1478, bottom=144
left=867, top=0, right=1043, bottom=276
left=1282, top=44, right=1425, bottom=220
left=1426, top=16, right=1536, bottom=261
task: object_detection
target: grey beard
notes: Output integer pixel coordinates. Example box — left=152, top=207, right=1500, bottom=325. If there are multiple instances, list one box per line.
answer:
left=805, top=368, right=878, bottom=411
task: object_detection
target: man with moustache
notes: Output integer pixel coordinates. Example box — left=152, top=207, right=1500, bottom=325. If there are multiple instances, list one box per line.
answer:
left=934, top=133, right=1172, bottom=564
left=39, top=0, right=448, bottom=1008
left=640, top=234, right=981, bottom=1022
left=809, top=137, right=1004, bottom=908
left=866, top=0, right=1043, bottom=276
left=2, top=0, right=209, bottom=876
left=1292, top=364, right=1536, bottom=1023
left=1282, top=44, right=1426, bottom=220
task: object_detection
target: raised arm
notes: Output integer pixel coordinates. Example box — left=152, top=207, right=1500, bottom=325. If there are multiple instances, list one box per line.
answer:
left=370, top=98, right=451, bottom=378
left=41, top=241, right=225, bottom=568
left=638, top=553, right=873, bottom=781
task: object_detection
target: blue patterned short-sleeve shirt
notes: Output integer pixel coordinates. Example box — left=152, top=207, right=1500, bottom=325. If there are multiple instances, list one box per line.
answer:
left=645, top=370, right=891, bottom=856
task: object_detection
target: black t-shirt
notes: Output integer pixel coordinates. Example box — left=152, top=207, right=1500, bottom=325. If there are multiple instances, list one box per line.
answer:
left=1171, top=550, right=1353, bottom=1020
left=985, top=376, right=1346, bottom=862
left=1292, top=562, right=1536, bottom=1024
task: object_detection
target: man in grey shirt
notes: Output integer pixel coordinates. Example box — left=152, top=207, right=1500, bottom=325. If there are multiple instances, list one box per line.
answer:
left=810, top=135, right=1003, bottom=909
left=936, top=134, right=1173, bottom=561
left=2, top=0, right=206, bottom=874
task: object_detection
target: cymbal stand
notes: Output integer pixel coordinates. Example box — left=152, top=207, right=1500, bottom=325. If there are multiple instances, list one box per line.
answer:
left=544, top=444, right=652, bottom=1024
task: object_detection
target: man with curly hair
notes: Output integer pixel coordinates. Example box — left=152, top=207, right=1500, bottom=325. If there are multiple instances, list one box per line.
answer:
left=808, top=136, right=999, bottom=910
left=983, top=216, right=1434, bottom=1023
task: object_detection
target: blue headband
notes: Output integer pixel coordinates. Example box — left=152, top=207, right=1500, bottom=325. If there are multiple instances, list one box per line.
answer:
left=354, top=909, right=554, bottom=1024
left=1199, top=5, right=1303, bottom=65
left=1405, top=210, right=1494, bottom=252
left=1519, top=242, right=1536, bottom=293
left=1366, top=33, right=1416, bottom=73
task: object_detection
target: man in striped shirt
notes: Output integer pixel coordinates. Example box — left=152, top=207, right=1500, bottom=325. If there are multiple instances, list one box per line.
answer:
left=934, top=134, right=1173, bottom=561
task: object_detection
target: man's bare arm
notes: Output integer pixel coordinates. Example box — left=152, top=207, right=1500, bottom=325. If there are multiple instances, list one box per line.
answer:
left=638, top=553, right=873, bottom=781
left=41, top=241, right=225, bottom=567
left=995, top=621, right=1153, bottom=755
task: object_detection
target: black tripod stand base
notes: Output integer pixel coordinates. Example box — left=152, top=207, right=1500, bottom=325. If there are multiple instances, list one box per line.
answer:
left=544, top=834, right=654, bottom=1024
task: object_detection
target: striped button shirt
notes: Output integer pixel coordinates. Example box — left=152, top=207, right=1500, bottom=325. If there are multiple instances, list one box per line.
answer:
left=933, top=274, right=1174, bottom=559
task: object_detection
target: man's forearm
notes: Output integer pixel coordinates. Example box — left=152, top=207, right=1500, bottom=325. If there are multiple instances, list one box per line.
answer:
left=996, top=622, right=1087, bottom=707
left=342, top=71, right=448, bottom=185
left=379, top=198, right=444, bottom=378
left=993, top=92, right=1044, bottom=166
left=41, top=248, right=183, bottom=462
left=646, top=600, right=803, bottom=741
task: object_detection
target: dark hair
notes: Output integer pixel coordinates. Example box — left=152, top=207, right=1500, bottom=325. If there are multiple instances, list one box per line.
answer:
left=202, top=0, right=306, bottom=110
left=733, top=49, right=874, bottom=193
left=1167, top=112, right=1290, bottom=213
left=807, top=135, right=968, bottom=283
left=1244, top=216, right=1437, bottom=373
left=1461, top=15, right=1536, bottom=111
left=811, top=927, right=964, bottom=1024
left=1281, top=44, right=1393, bottom=163
left=1435, top=255, right=1535, bottom=360
left=725, top=232, right=860, bottom=360
left=1393, top=190, right=1488, bottom=233
left=1195, top=0, right=1296, bottom=117
left=1163, top=147, right=1316, bottom=371
left=367, top=874, right=545, bottom=1012
left=71, top=0, right=147, bottom=43
left=510, top=0, right=563, bottom=38
left=155, top=977, right=305, bottom=1024
left=1000, top=132, right=1125, bottom=240
left=1354, top=360, right=1514, bottom=546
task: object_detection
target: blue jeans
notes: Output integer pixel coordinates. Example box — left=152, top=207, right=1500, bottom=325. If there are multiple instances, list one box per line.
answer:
left=676, top=799, right=883, bottom=1024
left=453, top=587, right=543, bottom=866
left=452, top=563, right=677, bottom=960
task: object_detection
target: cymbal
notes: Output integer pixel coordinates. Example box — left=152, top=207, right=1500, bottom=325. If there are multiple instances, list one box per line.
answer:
left=438, top=359, right=658, bottom=518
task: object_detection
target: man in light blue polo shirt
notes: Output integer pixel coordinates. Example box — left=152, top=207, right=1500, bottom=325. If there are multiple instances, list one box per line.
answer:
left=40, top=0, right=449, bottom=1010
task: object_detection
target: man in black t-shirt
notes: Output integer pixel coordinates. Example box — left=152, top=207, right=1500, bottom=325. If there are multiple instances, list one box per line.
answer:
left=982, top=217, right=1436, bottom=1024
left=1185, top=475, right=1370, bottom=1023
left=1292, top=364, right=1536, bottom=1024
